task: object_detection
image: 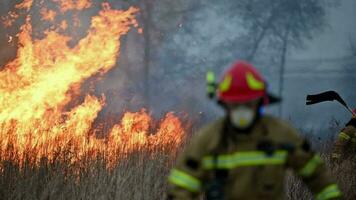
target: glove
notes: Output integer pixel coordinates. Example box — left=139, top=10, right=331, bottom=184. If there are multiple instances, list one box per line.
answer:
left=331, top=152, right=341, bottom=161
left=345, top=117, right=356, bottom=128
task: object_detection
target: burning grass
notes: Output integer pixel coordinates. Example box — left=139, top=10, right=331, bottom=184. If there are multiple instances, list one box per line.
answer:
left=0, top=0, right=185, bottom=170
left=0, top=108, right=186, bottom=169
left=0, top=106, right=188, bottom=200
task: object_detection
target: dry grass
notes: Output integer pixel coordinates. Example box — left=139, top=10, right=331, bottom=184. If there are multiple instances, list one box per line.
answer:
left=0, top=148, right=179, bottom=200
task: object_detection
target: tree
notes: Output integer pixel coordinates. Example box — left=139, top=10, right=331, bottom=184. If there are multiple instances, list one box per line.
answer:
left=235, top=0, right=334, bottom=116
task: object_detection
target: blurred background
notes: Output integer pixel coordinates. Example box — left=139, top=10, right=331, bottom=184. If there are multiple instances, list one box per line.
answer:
left=1, top=0, right=355, bottom=139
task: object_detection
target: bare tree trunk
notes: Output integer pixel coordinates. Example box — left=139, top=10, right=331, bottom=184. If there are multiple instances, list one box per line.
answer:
left=278, top=27, right=290, bottom=117
left=247, top=3, right=278, bottom=61
left=140, top=1, right=153, bottom=199
left=141, top=0, right=152, bottom=109
left=247, top=26, right=268, bottom=61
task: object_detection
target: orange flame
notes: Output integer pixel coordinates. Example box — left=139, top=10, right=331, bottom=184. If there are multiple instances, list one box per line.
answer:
left=40, top=8, right=57, bottom=22
left=54, top=0, right=92, bottom=12
left=0, top=1, right=186, bottom=168
left=1, top=11, right=18, bottom=27
left=15, top=0, right=34, bottom=11
left=59, top=20, right=68, bottom=30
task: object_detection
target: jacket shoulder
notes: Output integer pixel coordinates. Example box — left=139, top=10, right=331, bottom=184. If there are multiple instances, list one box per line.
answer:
left=262, top=115, right=303, bottom=144
left=185, top=118, right=225, bottom=156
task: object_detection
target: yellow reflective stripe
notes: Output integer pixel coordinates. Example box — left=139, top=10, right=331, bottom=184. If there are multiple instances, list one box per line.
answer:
left=338, top=132, right=351, bottom=140
left=299, top=154, right=323, bottom=177
left=202, top=150, right=288, bottom=169
left=168, top=169, right=201, bottom=192
left=206, top=71, right=215, bottom=82
left=219, top=74, right=232, bottom=92
left=246, top=72, right=265, bottom=90
left=315, top=184, right=342, bottom=200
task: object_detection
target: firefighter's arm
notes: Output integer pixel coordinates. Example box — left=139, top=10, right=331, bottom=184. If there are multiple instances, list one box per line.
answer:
left=287, top=139, right=343, bottom=200
left=167, top=127, right=212, bottom=200
left=280, top=121, right=343, bottom=200
left=167, top=152, right=204, bottom=199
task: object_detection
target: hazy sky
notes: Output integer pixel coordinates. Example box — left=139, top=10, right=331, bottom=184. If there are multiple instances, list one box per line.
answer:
left=292, top=0, right=356, bottom=59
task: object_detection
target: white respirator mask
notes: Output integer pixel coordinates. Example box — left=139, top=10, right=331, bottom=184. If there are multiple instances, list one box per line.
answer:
left=229, top=106, right=256, bottom=129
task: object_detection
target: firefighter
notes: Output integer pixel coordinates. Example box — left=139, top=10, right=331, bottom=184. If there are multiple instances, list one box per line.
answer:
left=167, top=60, right=342, bottom=200
left=332, top=112, right=356, bottom=160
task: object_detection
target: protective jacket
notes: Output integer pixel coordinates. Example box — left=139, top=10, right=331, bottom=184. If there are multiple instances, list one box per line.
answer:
left=168, top=115, right=342, bottom=200
left=332, top=117, right=356, bottom=159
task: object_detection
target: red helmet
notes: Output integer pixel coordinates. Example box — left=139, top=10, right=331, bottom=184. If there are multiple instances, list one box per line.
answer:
left=217, top=61, right=267, bottom=103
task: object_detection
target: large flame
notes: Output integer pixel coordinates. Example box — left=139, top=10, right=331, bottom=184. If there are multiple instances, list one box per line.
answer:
left=0, top=1, right=185, bottom=168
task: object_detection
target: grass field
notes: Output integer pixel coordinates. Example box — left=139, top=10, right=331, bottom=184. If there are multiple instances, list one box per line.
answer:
left=0, top=129, right=355, bottom=200
left=0, top=145, right=179, bottom=200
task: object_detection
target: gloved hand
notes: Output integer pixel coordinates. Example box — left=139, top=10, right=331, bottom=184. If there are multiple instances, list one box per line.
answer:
left=345, top=117, right=356, bottom=128
left=330, top=153, right=341, bottom=163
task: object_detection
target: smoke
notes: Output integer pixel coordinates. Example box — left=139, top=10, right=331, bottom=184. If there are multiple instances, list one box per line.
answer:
left=150, top=0, right=356, bottom=135
left=0, top=0, right=355, bottom=135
